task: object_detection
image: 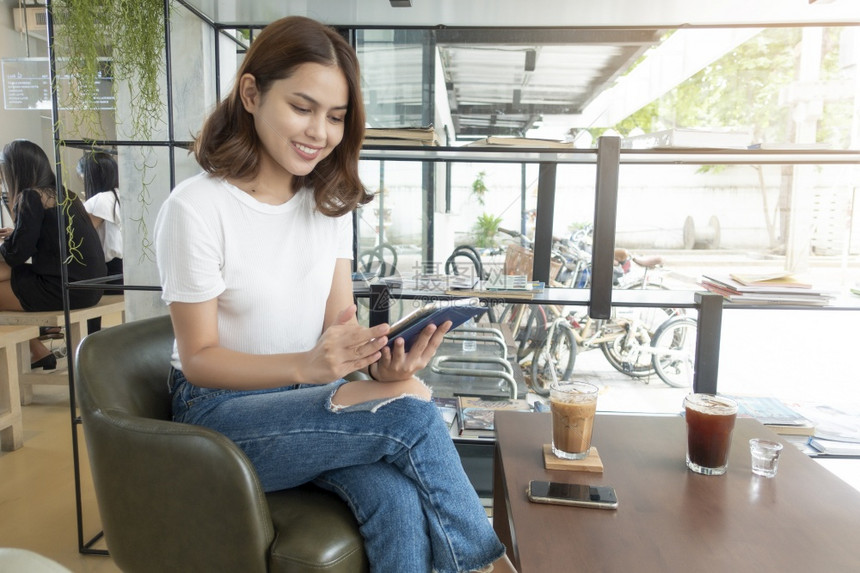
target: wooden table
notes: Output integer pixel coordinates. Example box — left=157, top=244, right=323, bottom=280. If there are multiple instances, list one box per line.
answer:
left=493, top=411, right=860, bottom=572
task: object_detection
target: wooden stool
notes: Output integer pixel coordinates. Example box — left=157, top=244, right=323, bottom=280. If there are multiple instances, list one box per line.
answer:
left=0, top=325, right=39, bottom=450
left=0, top=295, right=126, bottom=405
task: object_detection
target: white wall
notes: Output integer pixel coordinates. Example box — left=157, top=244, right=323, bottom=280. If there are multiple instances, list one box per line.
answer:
left=0, top=3, right=53, bottom=157
left=359, top=160, right=859, bottom=259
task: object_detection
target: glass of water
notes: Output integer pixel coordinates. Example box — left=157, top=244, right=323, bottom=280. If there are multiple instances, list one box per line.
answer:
left=749, top=438, right=784, bottom=478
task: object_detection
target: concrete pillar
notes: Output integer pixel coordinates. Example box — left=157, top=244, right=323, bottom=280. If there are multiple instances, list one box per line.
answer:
left=115, top=8, right=227, bottom=321
left=786, top=27, right=823, bottom=273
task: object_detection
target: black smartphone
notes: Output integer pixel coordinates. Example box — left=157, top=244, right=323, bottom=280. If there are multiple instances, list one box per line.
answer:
left=527, top=480, right=618, bottom=510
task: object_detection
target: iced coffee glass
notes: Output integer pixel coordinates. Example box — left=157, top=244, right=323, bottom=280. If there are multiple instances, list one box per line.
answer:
left=550, top=381, right=599, bottom=460
left=684, top=394, right=738, bottom=475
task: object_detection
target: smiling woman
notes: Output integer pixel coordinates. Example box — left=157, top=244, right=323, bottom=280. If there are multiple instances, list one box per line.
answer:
left=193, top=16, right=370, bottom=217
left=235, top=63, right=349, bottom=204
left=154, top=15, right=515, bottom=573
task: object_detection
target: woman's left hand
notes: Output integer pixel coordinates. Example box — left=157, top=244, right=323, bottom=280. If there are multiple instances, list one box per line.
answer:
left=371, top=320, right=452, bottom=382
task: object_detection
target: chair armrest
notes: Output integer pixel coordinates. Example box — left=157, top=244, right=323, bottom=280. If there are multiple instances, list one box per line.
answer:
left=81, top=407, right=273, bottom=573
left=345, top=370, right=370, bottom=382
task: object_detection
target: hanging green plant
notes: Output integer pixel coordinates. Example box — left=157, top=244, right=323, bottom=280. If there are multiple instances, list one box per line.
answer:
left=50, top=0, right=169, bottom=263
left=61, top=198, right=85, bottom=265
left=51, top=0, right=167, bottom=138
left=130, top=146, right=158, bottom=263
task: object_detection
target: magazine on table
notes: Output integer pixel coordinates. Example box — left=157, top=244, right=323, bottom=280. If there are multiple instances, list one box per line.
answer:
left=792, top=403, right=860, bottom=443
left=727, top=395, right=815, bottom=436
left=807, top=438, right=860, bottom=457
left=431, top=396, right=459, bottom=429
left=456, top=396, right=532, bottom=434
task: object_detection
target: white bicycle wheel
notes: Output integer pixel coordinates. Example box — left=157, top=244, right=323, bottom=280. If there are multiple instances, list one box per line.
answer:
left=651, top=316, right=698, bottom=388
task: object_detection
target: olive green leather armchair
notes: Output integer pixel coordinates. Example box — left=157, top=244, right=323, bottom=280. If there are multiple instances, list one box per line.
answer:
left=75, top=315, right=368, bottom=573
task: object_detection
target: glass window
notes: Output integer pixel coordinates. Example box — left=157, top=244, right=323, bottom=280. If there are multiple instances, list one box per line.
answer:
left=354, top=24, right=858, bottom=286
left=356, top=29, right=432, bottom=129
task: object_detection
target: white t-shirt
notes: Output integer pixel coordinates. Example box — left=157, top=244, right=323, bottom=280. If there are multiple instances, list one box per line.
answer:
left=84, top=191, right=123, bottom=261
left=154, top=173, right=353, bottom=370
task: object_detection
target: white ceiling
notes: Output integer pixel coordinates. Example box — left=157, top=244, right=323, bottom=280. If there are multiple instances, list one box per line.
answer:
left=175, top=0, right=859, bottom=140
left=179, top=0, right=859, bottom=27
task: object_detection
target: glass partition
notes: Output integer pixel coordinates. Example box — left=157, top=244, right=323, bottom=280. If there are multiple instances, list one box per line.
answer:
left=351, top=23, right=858, bottom=292
left=356, top=29, right=432, bottom=129
left=54, top=15, right=859, bottom=296
left=356, top=159, right=425, bottom=279
left=353, top=25, right=858, bottom=148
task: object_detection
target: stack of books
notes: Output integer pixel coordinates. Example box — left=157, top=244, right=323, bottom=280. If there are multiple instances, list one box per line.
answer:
left=445, top=275, right=543, bottom=300
left=363, top=126, right=441, bottom=147
left=466, top=136, right=573, bottom=149
left=485, top=274, right=530, bottom=290
left=699, top=272, right=833, bottom=306
left=382, top=273, right=480, bottom=291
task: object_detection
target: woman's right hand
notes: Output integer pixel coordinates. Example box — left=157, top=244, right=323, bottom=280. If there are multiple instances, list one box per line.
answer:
left=303, top=304, right=390, bottom=383
left=0, top=227, right=13, bottom=240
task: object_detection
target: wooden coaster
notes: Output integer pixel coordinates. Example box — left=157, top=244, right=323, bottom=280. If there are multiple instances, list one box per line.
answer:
left=543, top=444, right=604, bottom=473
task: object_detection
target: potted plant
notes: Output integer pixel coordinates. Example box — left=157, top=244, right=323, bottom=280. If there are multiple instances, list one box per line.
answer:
left=472, top=212, right=503, bottom=249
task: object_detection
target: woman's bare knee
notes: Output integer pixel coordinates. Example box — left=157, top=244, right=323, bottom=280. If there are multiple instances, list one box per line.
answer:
left=332, top=377, right=431, bottom=408
left=0, top=281, right=23, bottom=311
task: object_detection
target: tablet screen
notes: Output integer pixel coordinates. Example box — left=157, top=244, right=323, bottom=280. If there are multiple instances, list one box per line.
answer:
left=386, top=298, right=486, bottom=350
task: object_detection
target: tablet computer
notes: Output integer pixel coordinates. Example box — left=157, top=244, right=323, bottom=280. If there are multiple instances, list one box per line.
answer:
left=386, top=297, right=487, bottom=351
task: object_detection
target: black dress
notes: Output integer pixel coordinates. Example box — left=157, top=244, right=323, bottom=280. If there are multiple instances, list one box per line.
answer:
left=0, top=189, right=107, bottom=311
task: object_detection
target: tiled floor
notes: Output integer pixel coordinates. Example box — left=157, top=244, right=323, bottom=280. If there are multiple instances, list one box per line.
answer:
left=0, top=387, right=118, bottom=572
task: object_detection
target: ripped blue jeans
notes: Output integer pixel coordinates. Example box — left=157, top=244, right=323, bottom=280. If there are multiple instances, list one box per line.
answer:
left=169, top=369, right=505, bottom=573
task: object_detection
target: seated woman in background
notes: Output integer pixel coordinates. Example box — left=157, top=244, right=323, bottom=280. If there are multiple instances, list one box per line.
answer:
left=78, top=150, right=123, bottom=291
left=0, top=139, right=106, bottom=369
left=78, top=150, right=123, bottom=333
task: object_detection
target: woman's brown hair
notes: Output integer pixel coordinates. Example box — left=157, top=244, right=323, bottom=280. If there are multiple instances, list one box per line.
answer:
left=1, top=139, right=57, bottom=203
left=194, top=16, right=371, bottom=216
left=1, top=139, right=88, bottom=222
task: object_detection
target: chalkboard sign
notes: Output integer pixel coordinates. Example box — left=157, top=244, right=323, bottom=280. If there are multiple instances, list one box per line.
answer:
left=2, top=57, right=114, bottom=111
